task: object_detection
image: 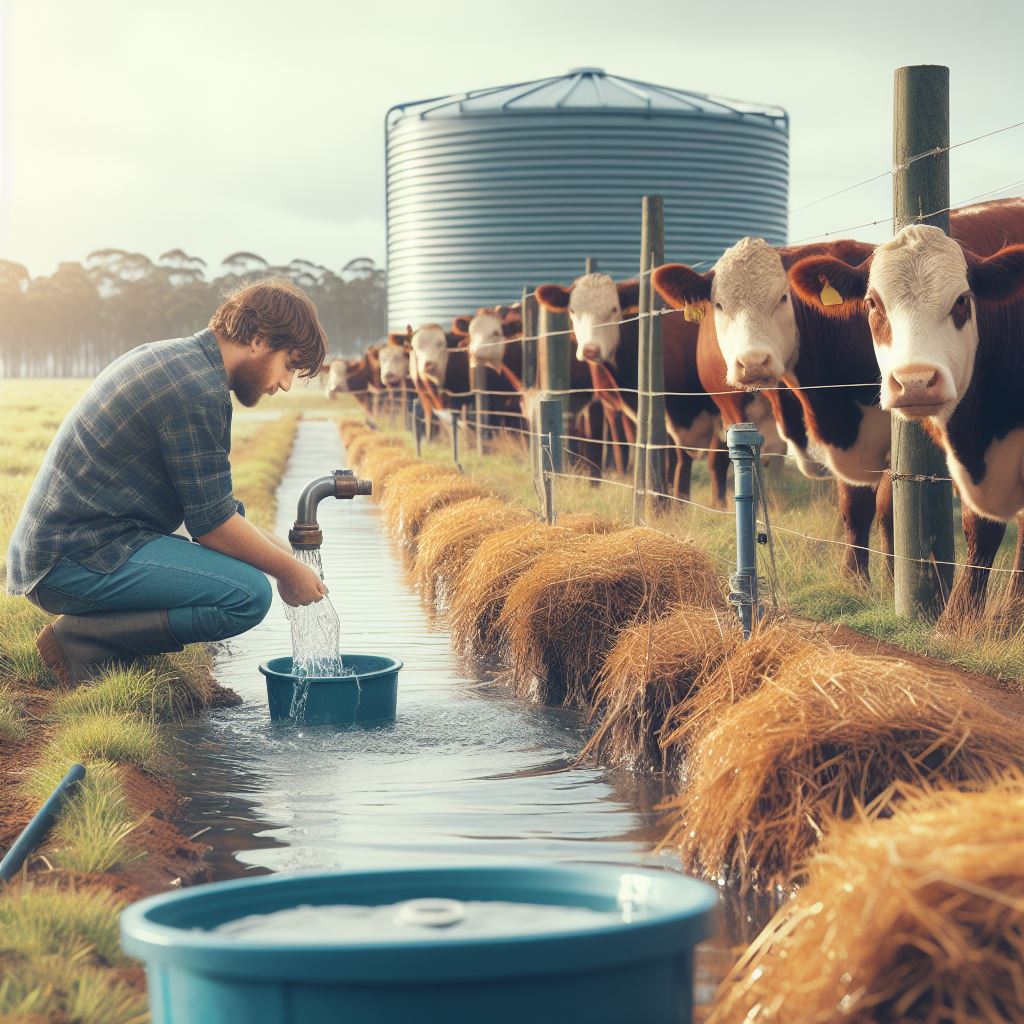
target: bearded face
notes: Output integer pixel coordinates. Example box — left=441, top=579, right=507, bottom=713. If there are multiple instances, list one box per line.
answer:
left=230, top=348, right=278, bottom=407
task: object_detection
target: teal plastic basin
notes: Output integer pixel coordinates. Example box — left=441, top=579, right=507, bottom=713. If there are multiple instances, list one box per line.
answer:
left=120, top=864, right=718, bottom=1024
left=258, top=654, right=401, bottom=726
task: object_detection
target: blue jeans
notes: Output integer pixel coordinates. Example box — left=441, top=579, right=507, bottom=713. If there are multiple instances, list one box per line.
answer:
left=29, top=535, right=273, bottom=645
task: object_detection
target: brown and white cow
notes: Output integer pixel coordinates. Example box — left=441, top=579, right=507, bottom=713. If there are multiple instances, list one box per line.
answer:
left=408, top=323, right=472, bottom=437
left=789, top=214, right=1024, bottom=617
left=535, top=273, right=727, bottom=504
left=450, top=306, right=526, bottom=432
left=323, top=358, right=351, bottom=400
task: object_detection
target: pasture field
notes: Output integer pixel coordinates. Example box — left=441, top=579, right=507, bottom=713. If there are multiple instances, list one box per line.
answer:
left=361, top=399, right=1024, bottom=687
left=0, top=378, right=301, bottom=1022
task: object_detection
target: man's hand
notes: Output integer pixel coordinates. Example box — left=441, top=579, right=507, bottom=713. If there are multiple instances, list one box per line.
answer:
left=277, top=559, right=328, bottom=607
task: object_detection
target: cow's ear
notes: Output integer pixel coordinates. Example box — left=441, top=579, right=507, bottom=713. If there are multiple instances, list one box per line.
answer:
left=968, top=244, right=1024, bottom=305
left=788, top=255, right=870, bottom=316
left=366, top=346, right=380, bottom=365
left=652, top=264, right=714, bottom=309
left=451, top=316, right=471, bottom=338
left=387, top=332, right=406, bottom=346
left=535, top=283, right=571, bottom=311
left=616, top=280, right=640, bottom=315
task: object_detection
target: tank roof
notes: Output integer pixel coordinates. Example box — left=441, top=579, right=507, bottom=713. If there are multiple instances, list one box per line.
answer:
left=388, top=68, right=787, bottom=126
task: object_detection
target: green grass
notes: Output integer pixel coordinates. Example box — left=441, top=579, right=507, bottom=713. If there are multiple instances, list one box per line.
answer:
left=23, top=760, right=141, bottom=874
left=55, top=663, right=211, bottom=723
left=0, top=684, right=27, bottom=742
left=44, top=712, right=165, bottom=770
left=232, top=410, right=301, bottom=531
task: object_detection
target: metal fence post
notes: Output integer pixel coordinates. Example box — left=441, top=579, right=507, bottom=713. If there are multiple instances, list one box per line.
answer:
left=452, top=406, right=463, bottom=471
left=728, top=422, right=764, bottom=639
left=414, top=399, right=425, bottom=458
left=539, top=396, right=562, bottom=524
left=891, top=64, right=956, bottom=619
left=633, top=195, right=667, bottom=523
left=472, top=357, right=487, bottom=456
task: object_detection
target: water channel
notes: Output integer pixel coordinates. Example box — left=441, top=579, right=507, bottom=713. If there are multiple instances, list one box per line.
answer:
left=172, top=416, right=735, bottom=1009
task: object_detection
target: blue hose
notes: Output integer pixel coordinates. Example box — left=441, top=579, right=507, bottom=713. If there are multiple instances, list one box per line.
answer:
left=0, top=763, right=86, bottom=882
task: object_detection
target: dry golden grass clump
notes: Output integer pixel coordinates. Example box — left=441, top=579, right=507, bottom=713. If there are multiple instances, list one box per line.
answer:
left=709, top=778, right=1024, bottom=1024
left=382, top=473, right=489, bottom=547
left=346, top=433, right=406, bottom=471
left=582, top=605, right=740, bottom=773
left=499, top=528, right=723, bottom=709
left=376, top=462, right=462, bottom=506
left=414, top=498, right=533, bottom=608
left=557, top=513, right=619, bottom=535
left=338, top=419, right=370, bottom=446
left=659, top=621, right=822, bottom=755
left=664, top=647, right=1024, bottom=889
left=448, top=523, right=580, bottom=665
left=357, top=449, right=418, bottom=494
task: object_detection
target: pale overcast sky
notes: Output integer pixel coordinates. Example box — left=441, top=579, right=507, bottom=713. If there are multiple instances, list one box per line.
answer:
left=1, top=0, right=1022, bottom=278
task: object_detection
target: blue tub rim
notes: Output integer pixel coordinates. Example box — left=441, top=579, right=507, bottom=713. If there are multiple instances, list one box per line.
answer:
left=258, top=653, right=404, bottom=685
left=120, top=863, right=718, bottom=984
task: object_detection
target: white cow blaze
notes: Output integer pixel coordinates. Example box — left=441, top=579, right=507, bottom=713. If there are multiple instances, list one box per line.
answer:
left=867, top=225, right=975, bottom=422
left=567, top=274, right=622, bottom=364
left=410, top=325, right=449, bottom=387
left=378, top=346, right=409, bottom=387
left=710, top=237, right=797, bottom=389
left=467, top=312, right=506, bottom=370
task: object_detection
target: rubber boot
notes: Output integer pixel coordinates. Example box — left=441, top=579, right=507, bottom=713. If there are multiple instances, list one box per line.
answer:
left=35, top=609, right=184, bottom=686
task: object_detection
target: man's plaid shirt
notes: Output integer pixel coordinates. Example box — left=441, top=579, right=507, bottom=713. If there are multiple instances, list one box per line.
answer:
left=6, top=328, right=244, bottom=596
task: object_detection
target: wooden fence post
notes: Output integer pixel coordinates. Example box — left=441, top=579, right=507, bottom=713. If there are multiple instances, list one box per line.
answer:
left=891, top=64, right=956, bottom=619
left=522, top=286, right=539, bottom=475
left=633, top=195, right=667, bottom=523
left=538, top=396, right=562, bottom=524
left=539, top=301, right=571, bottom=438
left=584, top=256, right=597, bottom=275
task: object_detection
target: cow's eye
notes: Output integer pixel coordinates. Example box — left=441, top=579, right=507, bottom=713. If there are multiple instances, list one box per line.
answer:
left=779, top=294, right=788, bottom=305
left=715, top=302, right=723, bottom=312
left=954, top=294, right=969, bottom=307
left=865, top=297, right=876, bottom=311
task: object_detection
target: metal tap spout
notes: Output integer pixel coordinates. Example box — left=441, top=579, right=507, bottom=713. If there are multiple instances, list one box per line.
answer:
left=288, top=469, right=372, bottom=549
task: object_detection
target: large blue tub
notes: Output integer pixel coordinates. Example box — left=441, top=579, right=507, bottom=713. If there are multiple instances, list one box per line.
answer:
left=258, top=654, right=401, bottom=725
left=121, top=864, right=717, bottom=1024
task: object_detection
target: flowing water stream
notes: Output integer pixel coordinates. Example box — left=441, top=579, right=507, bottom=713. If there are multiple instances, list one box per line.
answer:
left=171, top=417, right=739, bottom=1007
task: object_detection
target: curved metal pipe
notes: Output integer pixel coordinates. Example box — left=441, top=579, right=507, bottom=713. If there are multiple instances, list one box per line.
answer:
left=289, top=469, right=372, bottom=549
left=0, top=763, right=86, bottom=881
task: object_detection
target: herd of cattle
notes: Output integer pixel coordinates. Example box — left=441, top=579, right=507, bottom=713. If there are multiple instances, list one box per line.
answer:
left=324, top=197, right=1024, bottom=619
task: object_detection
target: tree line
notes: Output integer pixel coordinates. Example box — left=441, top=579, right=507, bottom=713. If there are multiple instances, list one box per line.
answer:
left=0, top=249, right=387, bottom=377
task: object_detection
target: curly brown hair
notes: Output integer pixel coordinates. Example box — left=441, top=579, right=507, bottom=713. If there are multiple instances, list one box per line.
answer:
left=209, top=278, right=327, bottom=378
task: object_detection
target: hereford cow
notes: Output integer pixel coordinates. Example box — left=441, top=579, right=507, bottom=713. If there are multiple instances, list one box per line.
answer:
left=408, top=323, right=473, bottom=437
left=323, top=358, right=351, bottom=400
left=450, top=306, right=526, bottom=432
left=535, top=273, right=727, bottom=503
left=789, top=214, right=1024, bottom=617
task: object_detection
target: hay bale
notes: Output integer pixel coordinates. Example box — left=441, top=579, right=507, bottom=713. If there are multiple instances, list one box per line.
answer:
left=414, top=498, right=533, bottom=608
left=347, top=433, right=406, bottom=471
left=448, top=523, right=578, bottom=665
left=383, top=474, right=489, bottom=547
left=499, top=528, right=723, bottom=709
left=659, top=621, right=821, bottom=755
left=377, top=462, right=461, bottom=507
left=582, top=605, right=740, bottom=773
left=709, top=779, right=1024, bottom=1024
left=663, top=648, right=1024, bottom=889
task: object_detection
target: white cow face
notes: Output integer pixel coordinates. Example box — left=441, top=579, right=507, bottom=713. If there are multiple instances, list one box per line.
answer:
left=410, top=325, right=449, bottom=387
left=867, top=226, right=975, bottom=421
left=467, top=312, right=506, bottom=370
left=378, top=345, right=409, bottom=387
left=568, top=274, right=622, bottom=364
left=709, top=238, right=797, bottom=389
left=324, top=359, right=349, bottom=394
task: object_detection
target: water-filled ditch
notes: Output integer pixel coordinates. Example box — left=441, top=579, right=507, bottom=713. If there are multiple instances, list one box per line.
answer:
left=171, top=416, right=743, bottom=1007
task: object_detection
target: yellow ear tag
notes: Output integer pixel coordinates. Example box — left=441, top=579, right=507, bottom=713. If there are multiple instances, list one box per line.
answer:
left=683, top=304, right=705, bottom=323
left=819, top=282, right=843, bottom=307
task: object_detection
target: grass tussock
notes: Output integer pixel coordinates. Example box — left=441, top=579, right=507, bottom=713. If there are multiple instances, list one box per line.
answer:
left=448, top=523, right=582, bottom=665
left=0, top=958, right=148, bottom=1024
left=659, top=621, right=822, bottom=754
left=383, top=474, right=490, bottom=547
left=582, top=605, right=740, bottom=772
left=338, top=419, right=371, bottom=446
left=0, top=684, right=27, bottom=742
left=709, top=779, right=1024, bottom=1024
left=556, top=513, right=620, bottom=534
left=359, top=450, right=419, bottom=494
left=24, top=760, right=140, bottom=873
left=45, top=713, right=164, bottom=771
left=376, top=461, right=462, bottom=505
left=414, top=498, right=533, bottom=608
left=54, top=664, right=213, bottom=723
left=500, top=527, right=724, bottom=708
left=0, top=615, right=56, bottom=688
left=664, top=647, right=1024, bottom=889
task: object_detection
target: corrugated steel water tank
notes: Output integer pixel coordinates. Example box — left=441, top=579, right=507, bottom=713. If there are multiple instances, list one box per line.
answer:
left=385, top=68, right=789, bottom=331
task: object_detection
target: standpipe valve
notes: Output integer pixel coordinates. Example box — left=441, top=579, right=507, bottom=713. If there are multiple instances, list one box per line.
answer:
left=288, top=469, right=372, bottom=550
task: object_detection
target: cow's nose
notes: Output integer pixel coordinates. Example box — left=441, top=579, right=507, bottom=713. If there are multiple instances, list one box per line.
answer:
left=423, top=361, right=435, bottom=373
left=889, top=364, right=945, bottom=406
left=737, top=350, right=772, bottom=375
left=582, top=344, right=600, bottom=360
